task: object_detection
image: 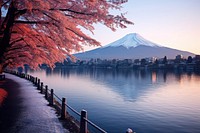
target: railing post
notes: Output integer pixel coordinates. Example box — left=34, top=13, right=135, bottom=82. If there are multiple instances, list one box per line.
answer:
left=32, top=77, right=35, bottom=83
left=80, top=110, right=87, bottom=133
left=61, top=98, right=66, bottom=119
left=40, top=82, right=43, bottom=93
left=37, top=79, right=40, bottom=90
left=50, top=89, right=54, bottom=106
left=45, top=85, right=48, bottom=99
left=31, top=76, right=33, bottom=82
left=35, top=77, right=38, bottom=85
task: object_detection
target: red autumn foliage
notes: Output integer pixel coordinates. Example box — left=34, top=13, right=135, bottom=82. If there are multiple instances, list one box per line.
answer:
left=0, top=0, right=133, bottom=70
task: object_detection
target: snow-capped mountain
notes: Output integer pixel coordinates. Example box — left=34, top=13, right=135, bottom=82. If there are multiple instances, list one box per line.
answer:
left=103, top=33, right=160, bottom=48
left=74, top=33, right=195, bottom=59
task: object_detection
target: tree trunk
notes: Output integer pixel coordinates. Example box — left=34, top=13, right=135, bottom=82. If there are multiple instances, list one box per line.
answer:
left=0, top=64, right=3, bottom=74
left=0, top=2, right=16, bottom=70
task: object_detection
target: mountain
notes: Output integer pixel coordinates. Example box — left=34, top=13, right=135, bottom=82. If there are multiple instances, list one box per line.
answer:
left=103, top=33, right=160, bottom=48
left=74, top=33, right=195, bottom=59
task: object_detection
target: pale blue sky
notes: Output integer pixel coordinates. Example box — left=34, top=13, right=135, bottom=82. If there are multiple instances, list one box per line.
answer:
left=85, top=0, right=200, bottom=55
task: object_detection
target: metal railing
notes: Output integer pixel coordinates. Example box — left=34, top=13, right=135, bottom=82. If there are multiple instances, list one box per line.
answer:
left=6, top=70, right=107, bottom=133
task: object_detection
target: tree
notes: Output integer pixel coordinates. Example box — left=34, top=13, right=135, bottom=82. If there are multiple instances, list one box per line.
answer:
left=187, top=56, right=193, bottom=63
left=141, top=58, right=146, bottom=66
left=154, top=59, right=158, bottom=66
left=0, top=0, right=133, bottom=72
left=162, top=56, right=167, bottom=64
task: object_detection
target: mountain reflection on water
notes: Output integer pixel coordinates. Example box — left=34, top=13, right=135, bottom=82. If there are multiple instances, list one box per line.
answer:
left=28, top=68, right=200, bottom=133
left=41, top=68, right=199, bottom=100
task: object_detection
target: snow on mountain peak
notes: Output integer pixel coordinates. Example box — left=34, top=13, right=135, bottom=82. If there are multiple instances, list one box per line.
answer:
left=103, top=33, right=161, bottom=49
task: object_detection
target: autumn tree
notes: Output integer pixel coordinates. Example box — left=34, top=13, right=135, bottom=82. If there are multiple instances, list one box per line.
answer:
left=162, top=56, right=167, bottom=64
left=0, top=0, right=133, bottom=72
left=187, top=56, right=193, bottom=63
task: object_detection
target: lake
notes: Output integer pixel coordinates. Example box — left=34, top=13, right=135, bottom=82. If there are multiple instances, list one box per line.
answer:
left=27, top=68, right=200, bottom=133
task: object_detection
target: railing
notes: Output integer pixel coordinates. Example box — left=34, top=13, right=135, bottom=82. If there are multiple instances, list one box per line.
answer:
left=5, top=70, right=107, bottom=133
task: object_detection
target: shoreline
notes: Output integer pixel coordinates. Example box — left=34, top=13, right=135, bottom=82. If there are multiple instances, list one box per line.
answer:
left=0, top=73, right=69, bottom=133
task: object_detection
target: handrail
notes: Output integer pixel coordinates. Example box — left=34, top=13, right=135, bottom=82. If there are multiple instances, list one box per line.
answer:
left=5, top=70, right=107, bottom=133
left=65, top=103, right=81, bottom=116
left=84, top=117, right=107, bottom=133
left=53, top=93, right=62, bottom=102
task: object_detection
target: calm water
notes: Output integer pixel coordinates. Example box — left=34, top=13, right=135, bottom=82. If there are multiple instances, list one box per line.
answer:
left=28, top=68, right=200, bottom=133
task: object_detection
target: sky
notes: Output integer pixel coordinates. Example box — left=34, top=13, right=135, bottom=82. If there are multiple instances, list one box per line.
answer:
left=84, top=0, right=200, bottom=55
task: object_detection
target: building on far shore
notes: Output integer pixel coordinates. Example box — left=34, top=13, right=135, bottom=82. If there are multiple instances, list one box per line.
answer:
left=176, top=54, right=184, bottom=60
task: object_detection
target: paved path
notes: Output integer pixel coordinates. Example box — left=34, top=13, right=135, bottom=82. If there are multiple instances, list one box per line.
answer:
left=0, top=73, right=69, bottom=133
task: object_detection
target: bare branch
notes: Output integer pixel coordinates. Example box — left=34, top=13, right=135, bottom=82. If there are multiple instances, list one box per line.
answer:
left=1, top=0, right=10, bottom=7
left=6, top=44, right=29, bottom=52
left=10, top=37, right=23, bottom=45
left=42, top=11, right=60, bottom=23
left=50, top=8, right=94, bottom=16
left=14, top=20, right=50, bottom=24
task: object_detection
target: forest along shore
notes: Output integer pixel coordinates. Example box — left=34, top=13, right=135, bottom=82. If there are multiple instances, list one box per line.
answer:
left=0, top=73, right=69, bottom=133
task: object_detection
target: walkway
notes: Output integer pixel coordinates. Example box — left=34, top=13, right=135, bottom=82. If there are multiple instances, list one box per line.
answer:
left=0, top=73, right=69, bottom=133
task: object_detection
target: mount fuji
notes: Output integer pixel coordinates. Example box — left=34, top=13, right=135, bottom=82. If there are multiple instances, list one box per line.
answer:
left=103, top=33, right=161, bottom=48
left=74, top=33, right=195, bottom=59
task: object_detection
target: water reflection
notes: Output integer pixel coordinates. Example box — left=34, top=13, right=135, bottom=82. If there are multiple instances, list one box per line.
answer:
left=44, top=68, right=200, bottom=80
left=28, top=68, right=200, bottom=133
left=41, top=68, right=200, bottom=101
